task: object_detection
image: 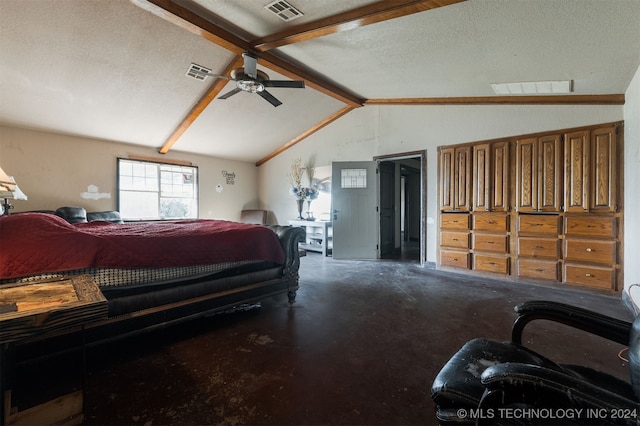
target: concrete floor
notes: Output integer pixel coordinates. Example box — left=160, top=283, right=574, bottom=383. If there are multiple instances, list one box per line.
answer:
left=18, top=251, right=636, bottom=425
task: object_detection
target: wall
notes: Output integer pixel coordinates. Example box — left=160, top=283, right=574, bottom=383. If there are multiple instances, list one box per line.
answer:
left=0, top=125, right=259, bottom=221
left=257, top=104, right=625, bottom=265
left=624, top=65, right=640, bottom=303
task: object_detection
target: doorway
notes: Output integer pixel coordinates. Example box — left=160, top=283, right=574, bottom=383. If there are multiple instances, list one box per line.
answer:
left=376, top=151, right=426, bottom=264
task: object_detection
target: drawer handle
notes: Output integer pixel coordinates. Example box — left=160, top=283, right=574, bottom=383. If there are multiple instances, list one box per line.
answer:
left=487, top=241, right=494, bottom=244
left=488, top=220, right=496, bottom=224
left=585, top=273, right=593, bottom=277
left=536, top=268, right=544, bottom=272
left=535, top=245, right=544, bottom=249
left=585, top=248, right=593, bottom=252
left=452, top=238, right=459, bottom=241
left=488, top=262, right=496, bottom=265
left=452, top=258, right=458, bottom=261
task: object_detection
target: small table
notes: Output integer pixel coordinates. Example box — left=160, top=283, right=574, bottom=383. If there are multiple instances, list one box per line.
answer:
left=0, top=275, right=107, bottom=425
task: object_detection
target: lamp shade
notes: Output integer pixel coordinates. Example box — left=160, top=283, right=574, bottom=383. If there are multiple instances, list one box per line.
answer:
left=0, top=166, right=16, bottom=193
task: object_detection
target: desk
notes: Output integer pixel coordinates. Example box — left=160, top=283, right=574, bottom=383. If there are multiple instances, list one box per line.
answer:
left=289, top=220, right=332, bottom=256
left=0, top=275, right=107, bottom=425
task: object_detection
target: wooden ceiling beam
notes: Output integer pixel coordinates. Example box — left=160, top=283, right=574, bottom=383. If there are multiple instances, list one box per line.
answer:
left=133, top=0, right=363, bottom=108
left=253, top=0, right=467, bottom=51
left=158, top=56, right=244, bottom=155
left=256, top=106, right=356, bottom=167
left=131, top=0, right=250, bottom=54
left=364, top=94, right=626, bottom=105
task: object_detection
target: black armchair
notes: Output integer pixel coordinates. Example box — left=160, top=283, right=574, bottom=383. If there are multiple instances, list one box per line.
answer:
left=431, top=301, right=640, bottom=425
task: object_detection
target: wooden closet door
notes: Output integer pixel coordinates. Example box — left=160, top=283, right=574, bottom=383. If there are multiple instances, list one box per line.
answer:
left=590, top=126, right=616, bottom=212
left=491, top=142, right=509, bottom=212
left=472, top=144, right=490, bottom=212
left=439, top=147, right=455, bottom=211
left=516, top=138, right=538, bottom=212
left=564, top=130, right=590, bottom=212
left=454, top=146, right=471, bottom=211
left=537, top=135, right=562, bottom=212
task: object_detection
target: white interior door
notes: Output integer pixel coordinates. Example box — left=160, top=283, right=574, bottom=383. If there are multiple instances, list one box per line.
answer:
left=331, top=161, right=378, bottom=259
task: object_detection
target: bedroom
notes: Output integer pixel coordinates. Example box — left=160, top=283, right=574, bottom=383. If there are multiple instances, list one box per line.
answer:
left=1, top=0, right=640, bottom=424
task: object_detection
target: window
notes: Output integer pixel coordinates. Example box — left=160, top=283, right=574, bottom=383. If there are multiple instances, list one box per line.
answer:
left=118, top=158, right=198, bottom=220
left=340, top=168, right=367, bottom=188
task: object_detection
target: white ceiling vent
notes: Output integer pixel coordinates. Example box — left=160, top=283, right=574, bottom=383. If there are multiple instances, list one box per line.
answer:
left=186, top=63, right=211, bottom=81
left=264, top=0, right=303, bottom=22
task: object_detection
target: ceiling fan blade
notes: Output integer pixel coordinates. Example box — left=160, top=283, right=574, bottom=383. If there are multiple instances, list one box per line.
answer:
left=218, top=87, right=242, bottom=100
left=242, top=52, right=258, bottom=79
left=258, top=90, right=282, bottom=107
left=263, top=80, right=305, bottom=88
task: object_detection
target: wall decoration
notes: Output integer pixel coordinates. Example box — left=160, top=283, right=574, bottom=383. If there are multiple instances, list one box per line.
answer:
left=80, top=185, right=111, bottom=200
left=221, top=170, right=236, bottom=185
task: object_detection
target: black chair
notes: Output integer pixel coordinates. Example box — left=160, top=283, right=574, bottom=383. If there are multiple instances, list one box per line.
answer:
left=431, top=301, right=639, bottom=425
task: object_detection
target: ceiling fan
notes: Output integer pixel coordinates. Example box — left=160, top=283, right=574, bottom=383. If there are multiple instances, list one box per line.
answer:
left=200, top=52, right=305, bottom=107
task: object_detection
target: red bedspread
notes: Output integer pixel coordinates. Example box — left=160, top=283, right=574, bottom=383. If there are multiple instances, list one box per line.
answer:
left=0, top=213, right=285, bottom=280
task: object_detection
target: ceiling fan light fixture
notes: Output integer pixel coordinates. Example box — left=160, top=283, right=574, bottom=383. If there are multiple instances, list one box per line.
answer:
left=237, top=80, right=265, bottom=93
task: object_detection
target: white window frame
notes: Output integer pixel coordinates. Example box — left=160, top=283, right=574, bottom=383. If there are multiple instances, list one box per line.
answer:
left=117, top=158, right=199, bottom=221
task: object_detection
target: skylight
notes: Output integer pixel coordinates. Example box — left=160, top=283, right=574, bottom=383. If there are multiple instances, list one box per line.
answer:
left=491, top=80, right=573, bottom=95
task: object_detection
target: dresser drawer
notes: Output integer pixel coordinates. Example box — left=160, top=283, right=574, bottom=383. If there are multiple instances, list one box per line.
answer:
left=517, top=237, right=559, bottom=259
left=516, top=259, right=559, bottom=281
left=517, top=214, right=560, bottom=236
left=441, top=213, right=470, bottom=231
left=440, top=250, right=470, bottom=269
left=441, top=231, right=470, bottom=249
left=473, top=234, right=508, bottom=253
left=564, top=216, right=616, bottom=238
left=564, top=264, right=615, bottom=290
left=473, top=254, right=509, bottom=274
left=564, top=239, right=616, bottom=264
left=473, top=213, right=508, bottom=232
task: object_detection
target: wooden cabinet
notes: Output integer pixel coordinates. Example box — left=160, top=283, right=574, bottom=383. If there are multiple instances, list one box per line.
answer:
left=437, top=121, right=622, bottom=292
left=439, top=213, right=470, bottom=269
left=564, top=126, right=617, bottom=213
left=472, top=142, right=509, bottom=212
left=515, top=214, right=561, bottom=281
left=590, top=126, right=617, bottom=212
left=440, top=146, right=471, bottom=211
left=471, top=212, right=509, bottom=274
left=516, top=135, right=562, bottom=212
left=563, top=215, right=617, bottom=289
left=564, top=130, right=590, bottom=212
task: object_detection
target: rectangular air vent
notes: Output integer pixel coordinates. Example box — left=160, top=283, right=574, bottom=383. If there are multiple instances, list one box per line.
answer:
left=186, top=63, right=212, bottom=81
left=264, top=0, right=303, bottom=22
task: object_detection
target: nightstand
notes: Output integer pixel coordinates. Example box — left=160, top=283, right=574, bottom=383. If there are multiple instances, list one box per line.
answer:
left=0, top=275, right=107, bottom=425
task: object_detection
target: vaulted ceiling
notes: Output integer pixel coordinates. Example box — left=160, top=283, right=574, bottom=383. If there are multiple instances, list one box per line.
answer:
left=1, top=0, right=638, bottom=165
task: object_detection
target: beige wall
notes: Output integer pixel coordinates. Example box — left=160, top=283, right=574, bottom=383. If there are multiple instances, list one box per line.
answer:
left=624, top=65, right=640, bottom=296
left=0, top=126, right=259, bottom=221
left=257, top=104, right=626, bottom=266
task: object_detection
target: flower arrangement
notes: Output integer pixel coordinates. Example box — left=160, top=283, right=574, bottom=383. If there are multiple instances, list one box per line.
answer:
left=289, top=157, right=319, bottom=201
left=289, top=158, right=306, bottom=200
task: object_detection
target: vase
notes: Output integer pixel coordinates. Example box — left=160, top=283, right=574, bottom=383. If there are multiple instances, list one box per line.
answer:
left=296, top=199, right=304, bottom=219
left=306, top=200, right=314, bottom=220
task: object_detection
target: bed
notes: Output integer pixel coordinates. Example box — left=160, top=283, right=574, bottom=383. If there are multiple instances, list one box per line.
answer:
left=0, top=211, right=305, bottom=343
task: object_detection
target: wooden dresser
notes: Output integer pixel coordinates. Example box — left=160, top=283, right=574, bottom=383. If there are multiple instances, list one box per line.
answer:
left=437, top=121, right=623, bottom=292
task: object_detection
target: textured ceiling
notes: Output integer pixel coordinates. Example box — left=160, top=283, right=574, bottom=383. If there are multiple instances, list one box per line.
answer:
left=0, top=0, right=639, bottom=163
